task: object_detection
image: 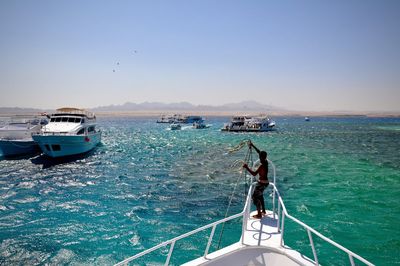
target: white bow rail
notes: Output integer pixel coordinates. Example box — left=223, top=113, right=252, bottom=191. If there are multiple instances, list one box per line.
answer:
left=115, top=181, right=374, bottom=266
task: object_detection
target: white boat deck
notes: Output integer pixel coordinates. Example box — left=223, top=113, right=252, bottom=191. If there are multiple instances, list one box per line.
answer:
left=183, top=210, right=315, bottom=266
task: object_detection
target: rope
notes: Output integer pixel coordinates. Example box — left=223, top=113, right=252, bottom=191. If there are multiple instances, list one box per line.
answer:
left=216, top=141, right=252, bottom=249
left=227, top=139, right=249, bottom=154
left=245, top=146, right=254, bottom=197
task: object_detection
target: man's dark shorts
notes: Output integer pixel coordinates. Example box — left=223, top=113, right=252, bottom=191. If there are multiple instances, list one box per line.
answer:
left=253, top=182, right=269, bottom=199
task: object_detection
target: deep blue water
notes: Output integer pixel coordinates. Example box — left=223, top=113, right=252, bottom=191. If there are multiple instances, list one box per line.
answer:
left=0, top=116, right=399, bottom=265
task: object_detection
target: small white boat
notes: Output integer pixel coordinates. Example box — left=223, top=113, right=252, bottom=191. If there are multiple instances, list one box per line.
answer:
left=193, top=121, right=208, bottom=129
left=115, top=161, right=373, bottom=266
left=32, top=108, right=101, bottom=158
left=170, top=123, right=182, bottom=130
left=0, top=116, right=47, bottom=157
left=305, top=117, right=310, bottom=122
left=222, top=115, right=275, bottom=132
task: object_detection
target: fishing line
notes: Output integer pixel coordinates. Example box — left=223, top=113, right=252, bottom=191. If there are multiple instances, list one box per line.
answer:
left=216, top=140, right=252, bottom=249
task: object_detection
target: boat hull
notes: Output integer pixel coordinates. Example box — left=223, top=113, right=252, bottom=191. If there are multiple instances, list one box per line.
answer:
left=221, top=127, right=275, bottom=132
left=32, top=132, right=101, bottom=158
left=0, top=139, right=39, bottom=157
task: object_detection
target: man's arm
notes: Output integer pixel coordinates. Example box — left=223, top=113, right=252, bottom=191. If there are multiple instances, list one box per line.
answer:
left=243, top=163, right=258, bottom=176
left=249, top=141, right=261, bottom=154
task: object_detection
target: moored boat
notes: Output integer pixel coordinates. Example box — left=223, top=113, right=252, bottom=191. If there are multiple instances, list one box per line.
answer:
left=32, top=108, right=101, bottom=158
left=157, top=114, right=204, bottom=124
left=0, top=116, right=47, bottom=157
left=221, top=115, right=275, bottom=132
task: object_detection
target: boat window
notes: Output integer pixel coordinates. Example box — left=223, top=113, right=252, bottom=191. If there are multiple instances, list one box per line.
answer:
left=55, top=117, right=61, bottom=122
left=62, top=117, right=68, bottom=122
left=50, top=118, right=55, bottom=122
left=75, top=118, right=81, bottom=123
left=68, top=117, right=75, bottom=122
left=45, top=144, right=51, bottom=151
left=51, top=144, right=61, bottom=151
left=77, top=128, right=85, bottom=135
left=81, top=119, right=85, bottom=124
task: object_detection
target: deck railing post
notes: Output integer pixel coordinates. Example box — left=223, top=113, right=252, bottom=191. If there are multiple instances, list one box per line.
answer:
left=268, top=160, right=277, bottom=219
left=241, top=211, right=246, bottom=244
left=272, top=186, right=276, bottom=219
left=349, top=254, right=355, bottom=266
left=204, top=225, right=216, bottom=258
left=280, top=214, right=285, bottom=247
left=277, top=199, right=281, bottom=233
left=307, top=229, right=319, bottom=265
left=164, top=241, right=175, bottom=266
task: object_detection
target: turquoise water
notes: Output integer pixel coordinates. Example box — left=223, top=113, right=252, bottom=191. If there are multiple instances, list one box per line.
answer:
left=0, top=116, right=399, bottom=265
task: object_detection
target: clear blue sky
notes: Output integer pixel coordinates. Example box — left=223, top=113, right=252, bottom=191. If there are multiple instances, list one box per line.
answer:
left=0, top=0, right=399, bottom=112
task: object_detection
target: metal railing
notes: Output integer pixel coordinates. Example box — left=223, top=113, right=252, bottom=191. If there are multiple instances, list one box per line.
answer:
left=114, top=186, right=254, bottom=266
left=115, top=168, right=374, bottom=266
left=272, top=183, right=374, bottom=266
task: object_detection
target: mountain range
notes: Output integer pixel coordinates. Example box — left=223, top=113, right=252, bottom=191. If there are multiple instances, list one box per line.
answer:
left=92, top=101, right=285, bottom=112
left=0, top=101, right=283, bottom=114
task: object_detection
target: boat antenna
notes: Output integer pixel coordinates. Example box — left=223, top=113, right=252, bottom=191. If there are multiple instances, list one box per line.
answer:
left=217, top=140, right=253, bottom=249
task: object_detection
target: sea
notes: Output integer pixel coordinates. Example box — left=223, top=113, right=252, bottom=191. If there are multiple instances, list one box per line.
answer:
left=0, top=116, right=399, bottom=265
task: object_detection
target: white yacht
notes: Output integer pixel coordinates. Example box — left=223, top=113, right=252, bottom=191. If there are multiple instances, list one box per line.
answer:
left=0, top=116, right=47, bottom=157
left=222, top=115, right=276, bottom=132
left=32, top=108, right=101, bottom=158
left=157, top=114, right=204, bottom=124
left=114, top=161, right=373, bottom=266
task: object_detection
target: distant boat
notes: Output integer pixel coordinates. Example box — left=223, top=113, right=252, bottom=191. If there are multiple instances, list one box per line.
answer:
left=157, top=114, right=176, bottom=123
left=305, top=117, right=310, bottom=121
left=180, top=115, right=203, bottom=124
left=169, top=123, right=181, bottom=130
left=157, top=114, right=204, bottom=124
left=0, top=116, right=47, bottom=157
left=221, top=115, right=275, bottom=132
left=192, top=121, right=209, bottom=129
left=32, top=108, right=101, bottom=157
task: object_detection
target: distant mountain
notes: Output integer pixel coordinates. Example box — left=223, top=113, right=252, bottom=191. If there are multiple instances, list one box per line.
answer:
left=0, top=101, right=285, bottom=115
left=0, top=107, right=46, bottom=115
left=92, top=101, right=285, bottom=112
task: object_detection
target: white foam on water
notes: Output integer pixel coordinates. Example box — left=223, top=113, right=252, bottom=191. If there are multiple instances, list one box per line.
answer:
left=13, top=197, right=39, bottom=204
left=129, top=234, right=141, bottom=246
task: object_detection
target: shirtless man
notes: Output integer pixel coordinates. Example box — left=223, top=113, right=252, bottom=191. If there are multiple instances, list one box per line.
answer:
left=243, top=141, right=269, bottom=219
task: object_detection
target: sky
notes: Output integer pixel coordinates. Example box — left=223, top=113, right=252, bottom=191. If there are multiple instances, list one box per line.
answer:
left=0, top=0, right=399, bottom=112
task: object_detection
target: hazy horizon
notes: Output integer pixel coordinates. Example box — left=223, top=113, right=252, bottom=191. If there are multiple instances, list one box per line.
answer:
left=1, top=1, right=399, bottom=112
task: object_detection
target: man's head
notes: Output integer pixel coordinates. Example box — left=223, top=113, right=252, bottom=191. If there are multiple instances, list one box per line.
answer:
left=259, top=151, right=267, bottom=161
